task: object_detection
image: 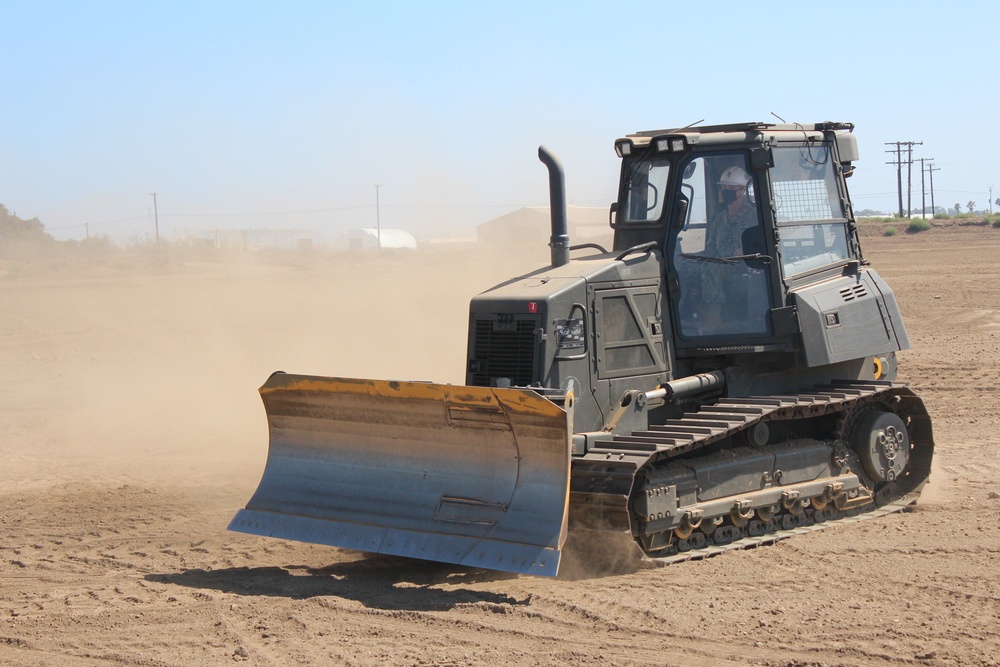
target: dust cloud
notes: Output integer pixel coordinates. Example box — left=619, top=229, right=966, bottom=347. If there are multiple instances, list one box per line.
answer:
left=558, top=529, right=647, bottom=580
left=1, top=243, right=550, bottom=491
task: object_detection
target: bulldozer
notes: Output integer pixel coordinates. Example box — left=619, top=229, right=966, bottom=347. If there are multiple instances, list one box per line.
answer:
left=230, top=121, right=934, bottom=577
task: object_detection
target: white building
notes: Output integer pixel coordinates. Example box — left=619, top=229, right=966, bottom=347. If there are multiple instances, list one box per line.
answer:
left=334, top=228, right=417, bottom=251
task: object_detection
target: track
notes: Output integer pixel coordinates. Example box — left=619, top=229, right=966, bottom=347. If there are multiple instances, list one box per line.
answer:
left=569, top=380, right=935, bottom=561
left=646, top=492, right=921, bottom=565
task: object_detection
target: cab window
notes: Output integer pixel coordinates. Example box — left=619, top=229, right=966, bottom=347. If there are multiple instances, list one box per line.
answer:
left=771, top=145, right=851, bottom=277
left=622, top=157, right=671, bottom=223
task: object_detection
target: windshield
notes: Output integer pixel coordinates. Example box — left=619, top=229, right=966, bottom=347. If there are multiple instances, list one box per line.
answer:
left=621, top=157, right=670, bottom=223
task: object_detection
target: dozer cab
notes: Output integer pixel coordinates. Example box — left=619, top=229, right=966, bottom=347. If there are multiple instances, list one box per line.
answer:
left=230, top=122, right=933, bottom=577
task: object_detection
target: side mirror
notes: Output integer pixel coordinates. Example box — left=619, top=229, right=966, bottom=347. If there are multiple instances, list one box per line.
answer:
left=836, top=132, right=859, bottom=163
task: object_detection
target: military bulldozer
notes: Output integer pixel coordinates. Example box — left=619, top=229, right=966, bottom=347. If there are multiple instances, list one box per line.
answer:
left=230, top=121, right=933, bottom=577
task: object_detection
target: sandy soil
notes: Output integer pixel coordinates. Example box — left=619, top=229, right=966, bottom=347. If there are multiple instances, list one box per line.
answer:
left=2, top=225, right=999, bottom=667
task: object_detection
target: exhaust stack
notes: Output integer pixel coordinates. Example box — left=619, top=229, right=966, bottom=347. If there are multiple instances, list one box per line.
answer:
left=538, top=146, right=569, bottom=267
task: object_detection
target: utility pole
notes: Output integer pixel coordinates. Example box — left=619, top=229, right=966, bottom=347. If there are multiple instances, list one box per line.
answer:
left=918, top=157, right=934, bottom=218
left=885, top=141, right=921, bottom=217
left=150, top=192, right=160, bottom=244
left=85, top=222, right=89, bottom=239
left=990, top=186, right=994, bottom=214
left=906, top=142, right=921, bottom=217
left=374, top=185, right=382, bottom=248
left=927, top=163, right=940, bottom=215
left=885, top=143, right=904, bottom=218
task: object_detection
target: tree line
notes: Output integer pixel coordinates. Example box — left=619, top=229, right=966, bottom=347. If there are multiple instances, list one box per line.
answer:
left=0, top=204, right=53, bottom=244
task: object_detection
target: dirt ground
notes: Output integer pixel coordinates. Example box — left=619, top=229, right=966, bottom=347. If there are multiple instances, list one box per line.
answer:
left=2, top=224, right=999, bottom=667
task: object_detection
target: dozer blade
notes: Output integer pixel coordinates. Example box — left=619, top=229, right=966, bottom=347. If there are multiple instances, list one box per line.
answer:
left=229, top=373, right=573, bottom=577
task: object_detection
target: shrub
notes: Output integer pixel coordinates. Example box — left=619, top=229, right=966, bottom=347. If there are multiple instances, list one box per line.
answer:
left=884, top=227, right=898, bottom=237
left=933, top=213, right=950, bottom=219
left=907, top=219, right=932, bottom=233
left=993, top=218, right=1000, bottom=229
left=956, top=212, right=974, bottom=219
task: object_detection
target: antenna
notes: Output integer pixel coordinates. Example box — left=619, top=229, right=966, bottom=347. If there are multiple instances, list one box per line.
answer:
left=671, top=119, right=705, bottom=133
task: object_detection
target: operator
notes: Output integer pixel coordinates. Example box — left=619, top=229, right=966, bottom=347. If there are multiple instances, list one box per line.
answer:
left=699, top=165, right=766, bottom=334
left=710, top=165, right=758, bottom=256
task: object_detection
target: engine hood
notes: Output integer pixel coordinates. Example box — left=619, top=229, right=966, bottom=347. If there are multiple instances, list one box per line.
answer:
left=473, top=249, right=663, bottom=305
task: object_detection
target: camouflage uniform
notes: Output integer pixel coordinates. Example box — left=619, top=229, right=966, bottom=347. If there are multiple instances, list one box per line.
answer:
left=702, top=197, right=760, bottom=305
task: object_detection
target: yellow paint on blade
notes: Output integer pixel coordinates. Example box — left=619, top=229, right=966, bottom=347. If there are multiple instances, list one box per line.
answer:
left=260, top=374, right=565, bottom=419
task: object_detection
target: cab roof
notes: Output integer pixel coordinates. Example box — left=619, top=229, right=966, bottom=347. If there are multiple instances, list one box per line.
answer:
left=621, top=121, right=854, bottom=148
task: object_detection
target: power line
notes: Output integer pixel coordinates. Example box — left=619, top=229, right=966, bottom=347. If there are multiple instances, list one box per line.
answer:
left=850, top=192, right=904, bottom=198
left=44, top=215, right=148, bottom=231
left=163, top=204, right=372, bottom=218
left=39, top=194, right=607, bottom=237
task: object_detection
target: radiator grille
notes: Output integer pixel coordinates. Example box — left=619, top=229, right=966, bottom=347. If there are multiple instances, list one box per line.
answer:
left=471, top=318, right=537, bottom=387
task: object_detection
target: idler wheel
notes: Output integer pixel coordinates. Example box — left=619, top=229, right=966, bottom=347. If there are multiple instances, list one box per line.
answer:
left=852, top=410, right=910, bottom=483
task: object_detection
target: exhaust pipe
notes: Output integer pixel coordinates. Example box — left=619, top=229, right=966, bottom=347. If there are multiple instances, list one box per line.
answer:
left=538, top=146, right=570, bottom=267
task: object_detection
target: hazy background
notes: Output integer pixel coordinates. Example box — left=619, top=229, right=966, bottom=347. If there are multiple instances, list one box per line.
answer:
left=2, top=1, right=997, bottom=243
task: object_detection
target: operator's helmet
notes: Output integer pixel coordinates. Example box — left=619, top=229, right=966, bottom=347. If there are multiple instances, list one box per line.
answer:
left=718, top=166, right=750, bottom=188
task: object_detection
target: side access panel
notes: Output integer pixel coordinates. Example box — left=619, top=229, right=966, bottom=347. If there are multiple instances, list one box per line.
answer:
left=793, top=269, right=909, bottom=366
left=229, top=374, right=573, bottom=577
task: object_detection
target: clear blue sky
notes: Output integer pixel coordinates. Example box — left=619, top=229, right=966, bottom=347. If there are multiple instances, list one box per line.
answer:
left=2, top=1, right=997, bottom=242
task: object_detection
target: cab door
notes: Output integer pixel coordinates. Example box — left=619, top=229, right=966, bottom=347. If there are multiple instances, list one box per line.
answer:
left=669, top=152, right=773, bottom=340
